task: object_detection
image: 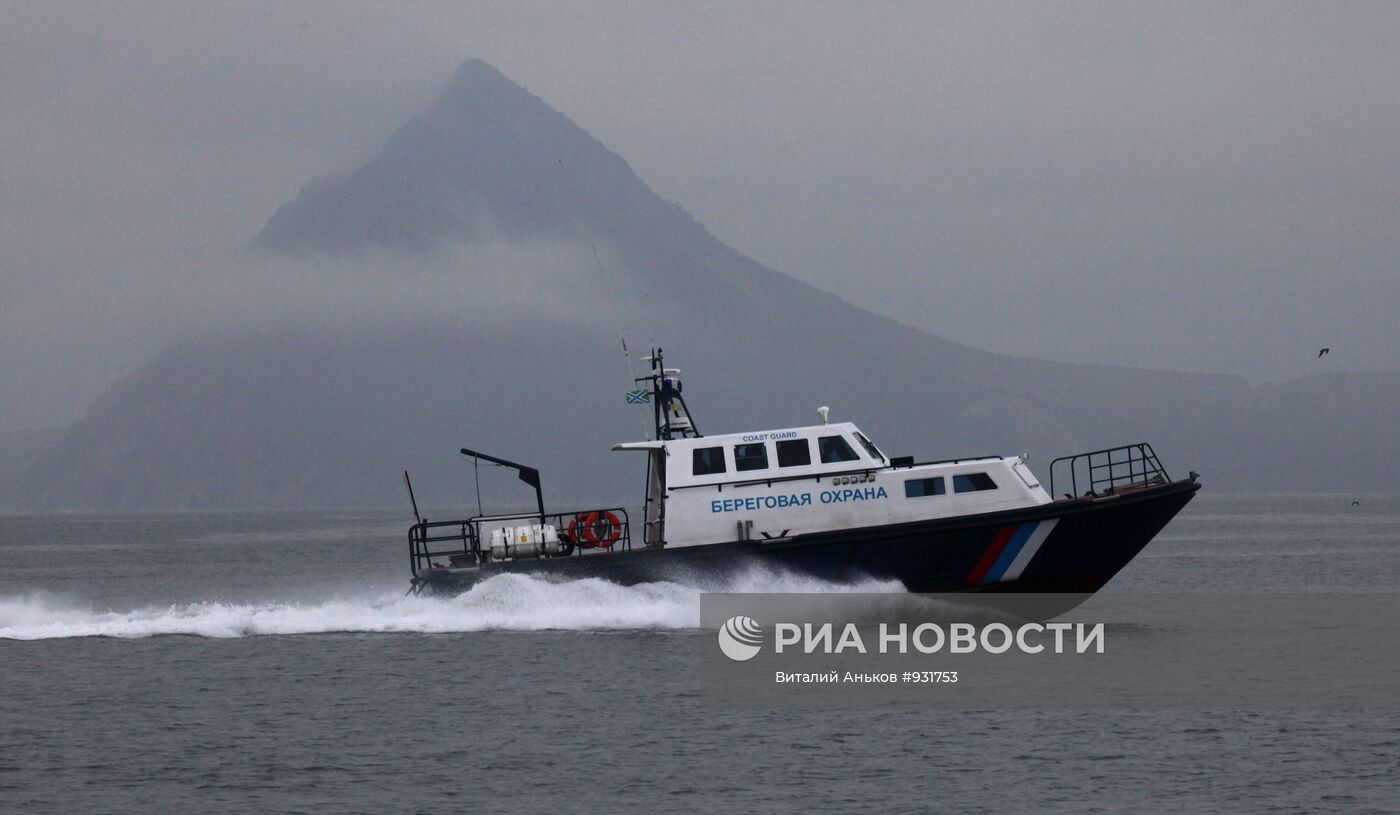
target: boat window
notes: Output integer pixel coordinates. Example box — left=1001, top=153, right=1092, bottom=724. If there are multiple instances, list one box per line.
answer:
left=693, top=446, right=726, bottom=476
left=818, top=435, right=859, bottom=464
left=734, top=443, right=769, bottom=472
left=854, top=431, right=885, bottom=462
left=953, top=472, right=998, bottom=493
left=777, top=438, right=812, bottom=468
left=904, top=477, right=945, bottom=498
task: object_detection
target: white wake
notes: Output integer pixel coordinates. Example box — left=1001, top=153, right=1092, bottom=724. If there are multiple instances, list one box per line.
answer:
left=0, top=569, right=904, bottom=640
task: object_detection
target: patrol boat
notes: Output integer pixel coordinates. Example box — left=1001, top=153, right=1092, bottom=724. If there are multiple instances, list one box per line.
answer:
left=405, top=349, right=1200, bottom=595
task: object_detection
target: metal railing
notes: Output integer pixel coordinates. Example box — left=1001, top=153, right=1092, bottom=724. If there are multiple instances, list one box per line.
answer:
left=409, top=507, right=632, bottom=578
left=1048, top=443, right=1169, bottom=499
left=408, top=518, right=481, bottom=577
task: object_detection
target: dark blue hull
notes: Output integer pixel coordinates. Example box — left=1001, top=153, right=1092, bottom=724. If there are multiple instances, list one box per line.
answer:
left=417, top=480, right=1200, bottom=595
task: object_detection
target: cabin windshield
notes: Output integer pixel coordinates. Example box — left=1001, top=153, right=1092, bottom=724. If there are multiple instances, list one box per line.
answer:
left=853, top=431, right=885, bottom=462
left=818, top=435, right=859, bottom=463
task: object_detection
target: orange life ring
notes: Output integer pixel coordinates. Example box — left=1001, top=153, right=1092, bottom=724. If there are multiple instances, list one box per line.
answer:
left=569, top=511, right=623, bottom=548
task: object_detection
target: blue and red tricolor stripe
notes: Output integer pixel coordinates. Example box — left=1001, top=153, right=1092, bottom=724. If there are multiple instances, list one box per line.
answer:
left=964, top=519, right=1059, bottom=585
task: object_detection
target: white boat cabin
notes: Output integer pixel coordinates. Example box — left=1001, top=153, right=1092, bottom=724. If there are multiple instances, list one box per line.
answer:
left=614, top=420, right=1052, bottom=548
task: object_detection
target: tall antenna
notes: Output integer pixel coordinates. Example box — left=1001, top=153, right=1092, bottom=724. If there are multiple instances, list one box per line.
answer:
left=620, top=337, right=650, bottom=440
left=559, top=156, right=651, bottom=440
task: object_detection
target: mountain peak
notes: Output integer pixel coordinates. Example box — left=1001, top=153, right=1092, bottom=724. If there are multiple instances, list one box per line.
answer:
left=254, top=59, right=698, bottom=255
left=437, top=58, right=532, bottom=109
left=451, top=57, right=509, bottom=85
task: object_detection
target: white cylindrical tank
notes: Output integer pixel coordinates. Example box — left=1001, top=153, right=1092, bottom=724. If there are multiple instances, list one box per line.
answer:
left=490, top=524, right=563, bottom=559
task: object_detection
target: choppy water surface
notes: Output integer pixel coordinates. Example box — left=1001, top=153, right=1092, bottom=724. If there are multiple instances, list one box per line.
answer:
left=1, top=495, right=1397, bottom=813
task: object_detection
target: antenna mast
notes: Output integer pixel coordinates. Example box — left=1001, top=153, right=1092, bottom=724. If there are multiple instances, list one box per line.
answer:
left=637, top=347, right=701, bottom=441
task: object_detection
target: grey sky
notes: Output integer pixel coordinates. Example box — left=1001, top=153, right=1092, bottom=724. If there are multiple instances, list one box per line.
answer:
left=3, top=1, right=1398, bottom=432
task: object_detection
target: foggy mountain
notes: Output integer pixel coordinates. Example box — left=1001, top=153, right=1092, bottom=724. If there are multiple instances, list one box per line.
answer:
left=5, top=60, right=1396, bottom=512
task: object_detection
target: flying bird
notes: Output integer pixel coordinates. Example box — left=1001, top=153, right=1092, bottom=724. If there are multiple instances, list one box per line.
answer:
left=1318, top=347, right=1330, bottom=358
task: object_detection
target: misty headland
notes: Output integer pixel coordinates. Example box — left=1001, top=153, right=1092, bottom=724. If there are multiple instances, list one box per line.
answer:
left=2, top=60, right=1396, bottom=512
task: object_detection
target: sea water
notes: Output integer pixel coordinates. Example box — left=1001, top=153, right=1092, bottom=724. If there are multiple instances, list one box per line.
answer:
left=1, top=496, right=1397, bottom=813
